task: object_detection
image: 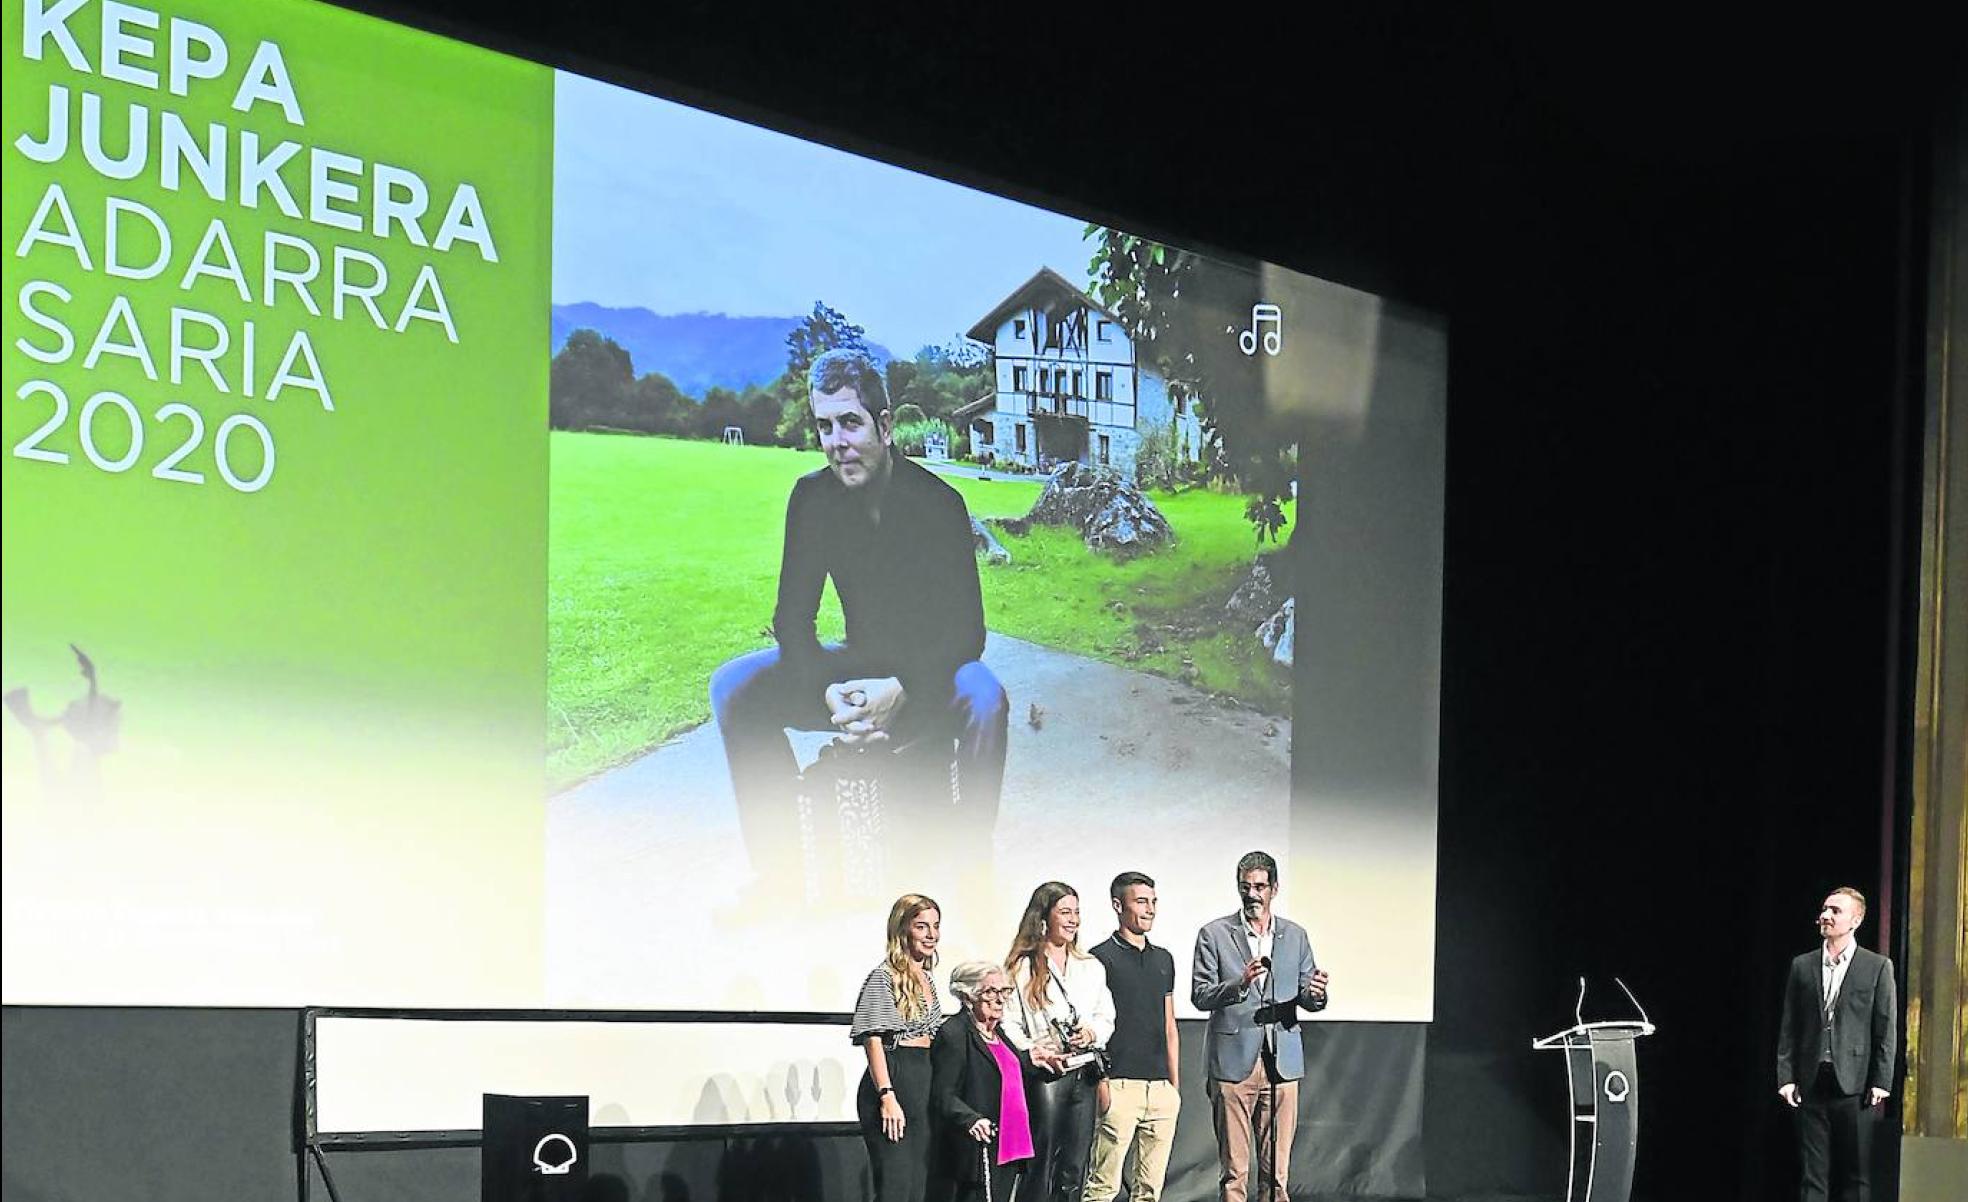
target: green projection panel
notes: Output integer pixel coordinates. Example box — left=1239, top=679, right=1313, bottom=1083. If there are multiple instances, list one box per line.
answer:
left=1, top=0, right=554, bottom=1004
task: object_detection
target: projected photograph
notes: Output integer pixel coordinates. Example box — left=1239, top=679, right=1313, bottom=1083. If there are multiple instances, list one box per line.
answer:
left=540, top=74, right=1409, bottom=1014
left=2, top=0, right=1440, bottom=1023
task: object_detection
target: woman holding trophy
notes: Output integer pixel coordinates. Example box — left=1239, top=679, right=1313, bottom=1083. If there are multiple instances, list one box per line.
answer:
left=1001, top=882, right=1115, bottom=1202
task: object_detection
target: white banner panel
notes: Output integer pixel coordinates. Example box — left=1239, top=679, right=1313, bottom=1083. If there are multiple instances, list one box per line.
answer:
left=314, top=1014, right=858, bottom=1134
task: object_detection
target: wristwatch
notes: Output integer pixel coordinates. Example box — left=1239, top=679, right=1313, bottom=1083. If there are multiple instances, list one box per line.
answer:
left=877, top=1085, right=895, bottom=1096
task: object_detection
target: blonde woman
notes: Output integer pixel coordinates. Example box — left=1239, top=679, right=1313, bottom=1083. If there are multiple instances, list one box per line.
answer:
left=852, top=893, right=948, bottom=1202
left=1002, top=883, right=1115, bottom=1202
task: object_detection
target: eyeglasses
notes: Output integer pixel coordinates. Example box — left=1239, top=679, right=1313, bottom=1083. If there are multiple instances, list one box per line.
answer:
left=975, top=987, right=1013, bottom=1001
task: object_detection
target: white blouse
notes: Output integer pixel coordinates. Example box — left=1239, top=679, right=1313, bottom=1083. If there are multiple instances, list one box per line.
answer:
left=1001, top=949, right=1116, bottom=1055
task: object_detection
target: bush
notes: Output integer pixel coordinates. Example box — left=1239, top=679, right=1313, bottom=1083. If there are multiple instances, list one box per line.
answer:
left=893, top=402, right=928, bottom=428
left=892, top=418, right=956, bottom=457
left=1135, top=424, right=1192, bottom=490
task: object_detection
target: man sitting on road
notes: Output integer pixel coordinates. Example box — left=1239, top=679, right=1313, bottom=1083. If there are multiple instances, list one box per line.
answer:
left=709, top=348, right=1009, bottom=885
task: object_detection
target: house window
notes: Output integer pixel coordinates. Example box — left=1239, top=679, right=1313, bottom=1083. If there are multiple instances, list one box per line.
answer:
left=1014, top=318, right=1027, bottom=339
left=977, top=420, right=995, bottom=444
left=1015, top=424, right=1028, bottom=454
left=1095, top=371, right=1114, bottom=401
left=1072, top=370, right=1083, bottom=396
left=1098, top=434, right=1111, bottom=465
left=1038, top=368, right=1050, bottom=393
left=1045, top=320, right=1062, bottom=349
left=1097, top=319, right=1112, bottom=342
left=1012, top=366, right=1027, bottom=391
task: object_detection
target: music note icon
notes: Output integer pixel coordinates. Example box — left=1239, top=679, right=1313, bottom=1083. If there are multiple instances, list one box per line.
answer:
left=1238, top=303, right=1283, bottom=357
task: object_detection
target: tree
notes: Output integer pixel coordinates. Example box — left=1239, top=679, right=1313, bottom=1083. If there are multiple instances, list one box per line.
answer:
left=900, top=341, right=994, bottom=422
left=885, top=359, right=920, bottom=414
left=1085, top=227, right=1297, bottom=540
left=630, top=371, right=689, bottom=435
left=549, top=329, right=633, bottom=431
left=777, top=301, right=873, bottom=449
left=784, top=301, right=869, bottom=384
left=773, top=371, right=818, bottom=449
left=739, top=384, right=782, bottom=447
left=697, top=386, right=747, bottom=441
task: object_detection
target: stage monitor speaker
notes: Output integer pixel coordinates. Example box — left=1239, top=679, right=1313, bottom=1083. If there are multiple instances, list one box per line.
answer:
left=483, top=1093, right=590, bottom=1202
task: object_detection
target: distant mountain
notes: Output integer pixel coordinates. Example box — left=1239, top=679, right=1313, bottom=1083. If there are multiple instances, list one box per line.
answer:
left=550, top=303, right=893, bottom=398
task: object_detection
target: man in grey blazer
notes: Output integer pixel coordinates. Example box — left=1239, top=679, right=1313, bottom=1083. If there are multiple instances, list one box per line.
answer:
left=1776, top=886, right=1897, bottom=1202
left=1191, top=851, right=1330, bottom=1202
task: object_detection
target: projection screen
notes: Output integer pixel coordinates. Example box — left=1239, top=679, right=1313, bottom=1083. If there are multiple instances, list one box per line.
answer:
left=1, top=0, right=1442, bottom=1027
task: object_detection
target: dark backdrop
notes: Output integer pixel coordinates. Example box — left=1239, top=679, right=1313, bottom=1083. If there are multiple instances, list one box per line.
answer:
left=2, top=6, right=1939, bottom=1201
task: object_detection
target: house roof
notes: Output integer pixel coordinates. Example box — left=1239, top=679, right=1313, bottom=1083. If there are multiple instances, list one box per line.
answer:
left=952, top=392, right=997, bottom=424
left=964, top=266, right=1121, bottom=344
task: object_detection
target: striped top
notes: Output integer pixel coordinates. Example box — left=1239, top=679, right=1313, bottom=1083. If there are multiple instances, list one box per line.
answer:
left=849, top=964, right=947, bottom=1047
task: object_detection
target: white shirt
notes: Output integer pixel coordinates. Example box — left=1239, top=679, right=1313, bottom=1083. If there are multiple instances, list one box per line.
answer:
left=1243, top=915, right=1277, bottom=993
left=1003, top=948, right=1117, bottom=1055
left=1821, top=940, right=1855, bottom=1012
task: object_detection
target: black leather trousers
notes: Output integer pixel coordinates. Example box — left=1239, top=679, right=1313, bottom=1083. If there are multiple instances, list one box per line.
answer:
left=1013, top=1064, right=1098, bottom=1202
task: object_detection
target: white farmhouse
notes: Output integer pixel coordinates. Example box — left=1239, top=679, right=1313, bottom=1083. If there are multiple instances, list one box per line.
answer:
left=959, top=268, right=1202, bottom=474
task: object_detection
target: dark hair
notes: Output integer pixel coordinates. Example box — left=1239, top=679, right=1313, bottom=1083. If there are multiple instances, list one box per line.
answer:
left=1110, top=871, right=1155, bottom=900
left=1235, top=850, right=1278, bottom=887
left=808, top=348, right=890, bottom=416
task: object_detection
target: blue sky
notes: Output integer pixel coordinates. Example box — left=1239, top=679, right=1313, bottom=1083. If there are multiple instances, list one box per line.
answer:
left=552, top=71, right=1101, bottom=356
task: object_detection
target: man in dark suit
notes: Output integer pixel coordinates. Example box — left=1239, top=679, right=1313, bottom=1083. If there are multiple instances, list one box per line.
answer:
left=1775, top=886, right=1897, bottom=1202
left=1191, top=851, right=1329, bottom=1202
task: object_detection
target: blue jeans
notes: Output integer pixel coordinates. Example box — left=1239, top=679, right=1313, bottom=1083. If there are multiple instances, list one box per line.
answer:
left=710, top=645, right=1008, bottom=883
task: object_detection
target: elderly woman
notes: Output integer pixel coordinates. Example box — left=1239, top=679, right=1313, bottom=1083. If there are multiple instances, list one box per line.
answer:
left=930, top=960, right=1064, bottom=1202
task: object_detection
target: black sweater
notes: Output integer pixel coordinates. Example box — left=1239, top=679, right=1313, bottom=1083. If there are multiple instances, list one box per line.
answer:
left=772, top=455, right=986, bottom=704
left=929, top=1013, right=1039, bottom=1185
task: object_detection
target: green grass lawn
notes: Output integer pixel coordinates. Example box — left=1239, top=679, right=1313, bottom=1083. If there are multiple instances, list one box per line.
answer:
left=549, top=432, right=1291, bottom=789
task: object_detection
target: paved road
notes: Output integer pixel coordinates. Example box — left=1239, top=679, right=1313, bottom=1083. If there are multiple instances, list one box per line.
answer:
left=918, top=458, right=1029, bottom=483
left=544, top=633, right=1290, bottom=1010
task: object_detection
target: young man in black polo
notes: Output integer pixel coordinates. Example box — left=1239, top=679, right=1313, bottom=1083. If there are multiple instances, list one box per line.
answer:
left=1086, top=870, right=1181, bottom=1202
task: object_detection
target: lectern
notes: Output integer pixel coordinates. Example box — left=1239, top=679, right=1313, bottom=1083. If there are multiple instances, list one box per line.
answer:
left=1532, top=979, right=1655, bottom=1202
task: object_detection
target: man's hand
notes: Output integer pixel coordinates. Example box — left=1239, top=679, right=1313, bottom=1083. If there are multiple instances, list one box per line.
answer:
left=1240, top=958, right=1267, bottom=991
left=1866, top=1087, right=1890, bottom=1109
left=1778, top=1083, right=1801, bottom=1108
left=1096, top=1078, right=1112, bottom=1115
left=1304, top=968, right=1330, bottom=1004
left=825, top=677, right=907, bottom=745
left=968, top=1117, right=995, bottom=1143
